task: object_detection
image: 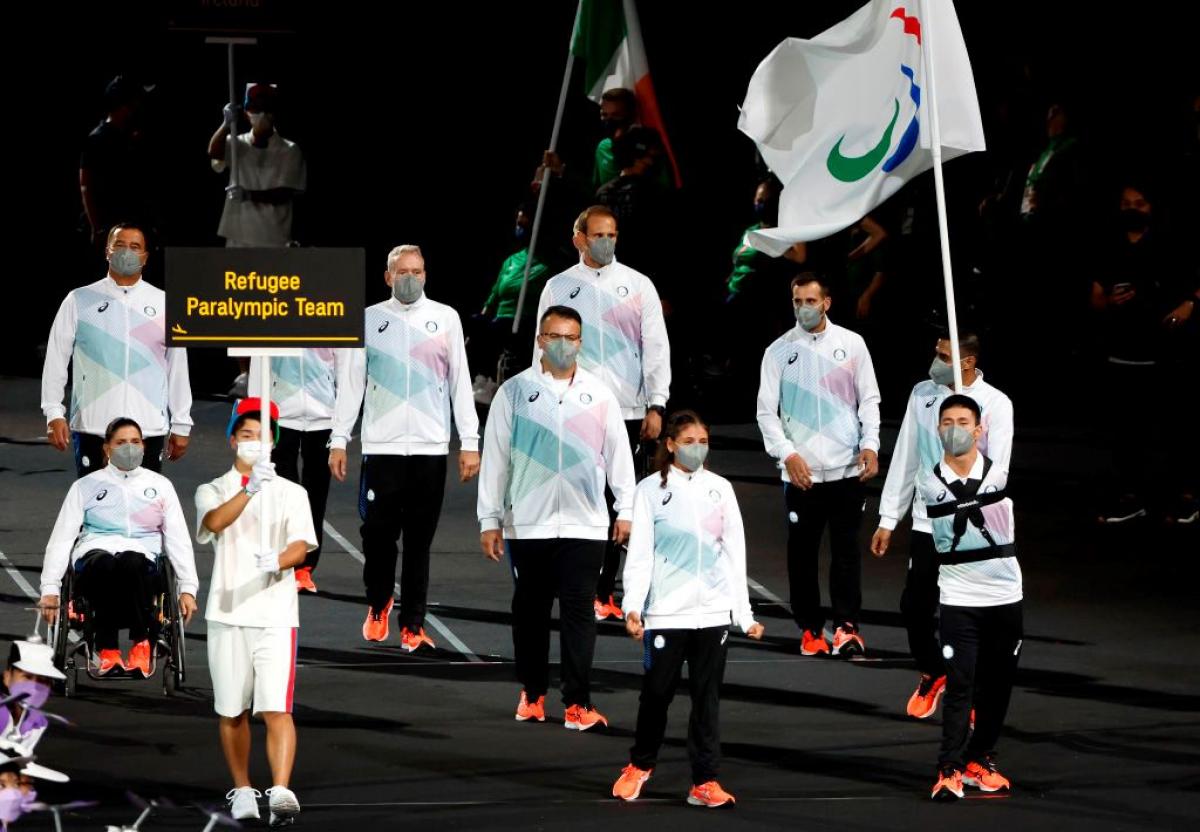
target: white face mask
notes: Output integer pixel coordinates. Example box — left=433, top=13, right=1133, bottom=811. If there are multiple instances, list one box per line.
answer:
left=236, top=441, right=263, bottom=465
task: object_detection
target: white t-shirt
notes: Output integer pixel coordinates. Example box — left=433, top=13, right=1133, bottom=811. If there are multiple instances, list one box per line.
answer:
left=214, top=131, right=306, bottom=246
left=195, top=468, right=317, bottom=628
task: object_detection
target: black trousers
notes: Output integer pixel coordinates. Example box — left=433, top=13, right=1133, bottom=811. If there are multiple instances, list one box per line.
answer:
left=359, top=454, right=447, bottom=630
left=631, top=626, right=728, bottom=784
left=938, top=601, right=1023, bottom=769
left=597, top=419, right=652, bottom=600
left=785, top=477, right=864, bottom=633
left=509, top=538, right=605, bottom=706
left=73, top=433, right=165, bottom=478
left=73, top=550, right=158, bottom=651
left=273, top=427, right=331, bottom=570
left=900, top=531, right=944, bottom=676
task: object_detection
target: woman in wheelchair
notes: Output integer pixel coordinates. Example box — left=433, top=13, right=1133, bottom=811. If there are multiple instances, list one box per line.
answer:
left=38, top=418, right=199, bottom=677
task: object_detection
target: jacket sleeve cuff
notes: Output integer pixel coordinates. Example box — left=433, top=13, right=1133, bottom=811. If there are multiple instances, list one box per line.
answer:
left=737, top=613, right=757, bottom=633
left=40, top=583, right=61, bottom=597
left=878, top=515, right=899, bottom=531
left=329, top=435, right=349, bottom=450
left=648, top=393, right=668, bottom=408
left=177, top=581, right=200, bottom=596
left=615, top=508, right=633, bottom=522
left=479, top=517, right=501, bottom=532
left=170, top=423, right=192, bottom=437
left=861, top=437, right=880, bottom=453
left=44, top=406, right=66, bottom=423
left=773, top=443, right=798, bottom=463
left=460, top=438, right=480, bottom=453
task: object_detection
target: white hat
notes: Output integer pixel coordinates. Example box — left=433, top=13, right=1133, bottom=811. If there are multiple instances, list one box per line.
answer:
left=0, top=739, right=69, bottom=783
left=9, top=641, right=65, bottom=682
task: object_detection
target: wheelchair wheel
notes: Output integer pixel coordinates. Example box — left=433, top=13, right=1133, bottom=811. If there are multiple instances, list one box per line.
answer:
left=50, top=568, right=77, bottom=696
left=158, top=559, right=187, bottom=696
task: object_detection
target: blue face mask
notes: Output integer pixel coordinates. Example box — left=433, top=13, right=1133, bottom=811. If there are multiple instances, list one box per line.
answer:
left=673, top=442, right=709, bottom=472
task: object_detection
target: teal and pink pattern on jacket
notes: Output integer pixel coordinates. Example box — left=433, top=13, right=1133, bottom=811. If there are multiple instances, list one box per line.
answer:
left=767, top=337, right=860, bottom=451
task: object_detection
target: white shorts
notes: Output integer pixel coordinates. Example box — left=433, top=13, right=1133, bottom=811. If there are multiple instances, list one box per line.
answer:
left=207, top=621, right=297, bottom=718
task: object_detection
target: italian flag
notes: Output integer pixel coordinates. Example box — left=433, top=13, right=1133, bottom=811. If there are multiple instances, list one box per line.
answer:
left=571, top=0, right=681, bottom=186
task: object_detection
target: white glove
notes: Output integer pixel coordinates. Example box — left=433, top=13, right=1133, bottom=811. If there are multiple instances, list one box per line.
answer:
left=225, top=183, right=247, bottom=202
left=245, top=459, right=275, bottom=495
left=255, top=550, right=280, bottom=573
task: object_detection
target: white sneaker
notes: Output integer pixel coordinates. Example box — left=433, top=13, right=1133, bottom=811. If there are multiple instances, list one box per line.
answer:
left=225, top=787, right=261, bottom=820
left=266, top=786, right=300, bottom=827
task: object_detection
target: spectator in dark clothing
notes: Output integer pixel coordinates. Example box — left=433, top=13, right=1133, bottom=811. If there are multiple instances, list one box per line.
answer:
left=1091, top=182, right=1198, bottom=525
left=595, top=127, right=673, bottom=287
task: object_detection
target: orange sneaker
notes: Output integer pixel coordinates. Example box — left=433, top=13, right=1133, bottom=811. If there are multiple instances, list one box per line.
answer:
left=831, top=625, right=865, bottom=657
left=907, top=674, right=947, bottom=719
left=399, top=627, right=436, bottom=653
left=514, top=690, right=546, bottom=722
left=800, top=629, right=830, bottom=656
left=125, top=640, right=152, bottom=677
left=931, top=766, right=964, bottom=801
left=362, top=599, right=393, bottom=642
left=97, top=648, right=124, bottom=675
left=563, top=703, right=608, bottom=731
left=602, top=595, right=624, bottom=620
left=612, top=764, right=652, bottom=801
left=687, top=781, right=736, bottom=808
left=294, top=567, right=318, bottom=593
left=964, top=757, right=1011, bottom=792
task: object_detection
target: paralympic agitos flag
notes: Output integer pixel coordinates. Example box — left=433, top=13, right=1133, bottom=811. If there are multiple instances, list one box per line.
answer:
left=737, top=0, right=985, bottom=256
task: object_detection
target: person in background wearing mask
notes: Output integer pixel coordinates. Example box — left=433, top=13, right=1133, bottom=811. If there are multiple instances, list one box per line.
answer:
left=534, top=206, right=671, bottom=622
left=208, top=82, right=307, bottom=398
left=1, top=641, right=67, bottom=750
left=920, top=395, right=1022, bottom=802
left=330, top=246, right=480, bottom=651
left=479, top=306, right=636, bottom=731
left=612, top=410, right=763, bottom=808
left=208, top=83, right=306, bottom=249
left=195, top=400, right=316, bottom=826
left=249, top=348, right=349, bottom=594
left=870, top=332, right=1013, bottom=719
left=756, top=273, right=881, bottom=657
left=471, top=205, right=552, bottom=386
left=38, top=418, right=199, bottom=677
left=1090, top=182, right=1197, bottom=524
left=41, top=223, right=193, bottom=478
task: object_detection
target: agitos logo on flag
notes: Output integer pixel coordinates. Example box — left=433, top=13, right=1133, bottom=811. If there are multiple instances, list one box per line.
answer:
left=738, top=0, right=985, bottom=256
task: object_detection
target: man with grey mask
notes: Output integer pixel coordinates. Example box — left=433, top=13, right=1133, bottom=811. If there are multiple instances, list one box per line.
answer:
left=534, top=205, right=671, bottom=621
left=479, top=305, right=636, bottom=729
left=41, top=223, right=193, bottom=478
left=870, top=332, right=1013, bottom=719
left=330, top=245, right=480, bottom=652
left=207, top=82, right=306, bottom=248
left=756, top=272, right=880, bottom=658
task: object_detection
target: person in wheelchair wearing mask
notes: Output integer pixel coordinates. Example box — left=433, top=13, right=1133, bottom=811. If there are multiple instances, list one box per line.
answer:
left=39, top=418, right=199, bottom=677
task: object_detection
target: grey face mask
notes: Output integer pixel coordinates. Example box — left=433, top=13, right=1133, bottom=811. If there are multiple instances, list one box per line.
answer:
left=110, top=248, right=143, bottom=277
left=939, top=425, right=975, bottom=457
left=110, top=442, right=144, bottom=471
left=392, top=274, right=424, bottom=304
left=795, top=304, right=824, bottom=332
left=587, top=237, right=616, bottom=266
left=543, top=337, right=579, bottom=371
left=674, top=442, right=709, bottom=471
left=929, top=356, right=956, bottom=387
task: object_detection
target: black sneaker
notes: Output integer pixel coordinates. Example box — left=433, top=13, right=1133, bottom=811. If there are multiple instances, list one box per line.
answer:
left=1164, top=494, right=1199, bottom=525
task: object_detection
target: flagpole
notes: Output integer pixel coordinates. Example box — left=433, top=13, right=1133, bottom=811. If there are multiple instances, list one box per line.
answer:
left=918, top=0, right=963, bottom=393
left=511, top=0, right=581, bottom=336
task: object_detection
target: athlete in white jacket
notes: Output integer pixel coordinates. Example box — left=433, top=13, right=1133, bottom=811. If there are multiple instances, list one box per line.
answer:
left=534, top=205, right=671, bottom=619
left=479, top=305, right=636, bottom=731
left=41, top=224, right=193, bottom=478
left=870, top=333, right=1014, bottom=718
left=38, top=417, right=198, bottom=677
left=329, top=245, right=480, bottom=653
left=756, top=273, right=880, bottom=657
left=613, top=410, right=763, bottom=807
left=249, top=348, right=349, bottom=591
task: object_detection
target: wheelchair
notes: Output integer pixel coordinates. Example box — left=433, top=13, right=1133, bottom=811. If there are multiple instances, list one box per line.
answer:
left=48, top=555, right=187, bottom=697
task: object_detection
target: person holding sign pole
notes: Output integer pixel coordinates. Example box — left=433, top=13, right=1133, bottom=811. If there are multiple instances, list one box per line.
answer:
left=330, top=245, right=480, bottom=652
